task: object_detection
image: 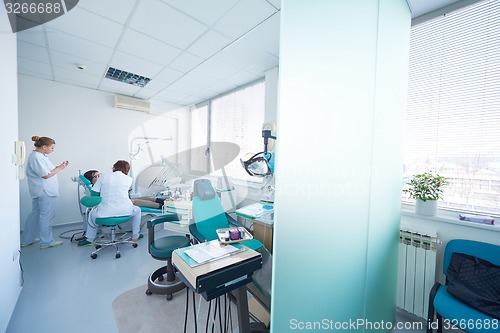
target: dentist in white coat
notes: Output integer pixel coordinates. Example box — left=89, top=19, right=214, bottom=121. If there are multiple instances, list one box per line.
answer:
left=79, top=160, right=141, bottom=246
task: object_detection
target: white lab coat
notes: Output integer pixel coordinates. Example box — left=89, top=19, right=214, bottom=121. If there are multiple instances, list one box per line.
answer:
left=26, top=150, right=59, bottom=197
left=21, top=150, right=59, bottom=246
left=85, top=171, right=142, bottom=241
left=91, top=171, right=133, bottom=218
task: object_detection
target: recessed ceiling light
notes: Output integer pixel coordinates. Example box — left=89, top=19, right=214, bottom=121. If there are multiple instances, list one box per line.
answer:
left=104, top=67, right=151, bottom=88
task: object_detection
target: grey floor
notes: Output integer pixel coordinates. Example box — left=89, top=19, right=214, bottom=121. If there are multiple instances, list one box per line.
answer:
left=6, top=221, right=170, bottom=333
left=7, top=222, right=448, bottom=333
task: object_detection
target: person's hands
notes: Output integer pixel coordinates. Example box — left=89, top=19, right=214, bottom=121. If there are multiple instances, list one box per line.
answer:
left=58, top=161, right=69, bottom=170
left=44, top=161, right=69, bottom=179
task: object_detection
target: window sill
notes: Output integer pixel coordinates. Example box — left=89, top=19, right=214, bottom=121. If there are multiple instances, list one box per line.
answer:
left=401, top=205, right=500, bottom=233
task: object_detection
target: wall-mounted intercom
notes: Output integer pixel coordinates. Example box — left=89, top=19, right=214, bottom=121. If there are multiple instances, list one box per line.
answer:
left=14, top=140, right=26, bottom=179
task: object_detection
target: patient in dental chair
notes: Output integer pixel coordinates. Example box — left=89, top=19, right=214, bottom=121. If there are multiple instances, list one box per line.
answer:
left=83, top=170, right=100, bottom=186
left=82, top=169, right=164, bottom=209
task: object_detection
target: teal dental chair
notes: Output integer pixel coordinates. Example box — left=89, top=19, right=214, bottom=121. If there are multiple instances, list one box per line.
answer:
left=78, top=175, right=102, bottom=240
left=190, top=179, right=272, bottom=316
left=71, top=175, right=101, bottom=242
left=427, top=239, right=500, bottom=333
left=146, top=214, right=191, bottom=300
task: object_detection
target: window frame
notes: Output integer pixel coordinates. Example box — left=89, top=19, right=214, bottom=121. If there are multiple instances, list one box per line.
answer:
left=403, top=0, right=500, bottom=218
left=189, top=78, right=267, bottom=184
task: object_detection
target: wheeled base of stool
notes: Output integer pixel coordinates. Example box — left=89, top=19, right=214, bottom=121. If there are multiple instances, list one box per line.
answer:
left=146, top=265, right=186, bottom=300
left=91, top=229, right=138, bottom=259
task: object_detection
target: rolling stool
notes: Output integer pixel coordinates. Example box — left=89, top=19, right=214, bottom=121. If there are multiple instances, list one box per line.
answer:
left=91, top=216, right=137, bottom=259
left=146, top=214, right=191, bottom=300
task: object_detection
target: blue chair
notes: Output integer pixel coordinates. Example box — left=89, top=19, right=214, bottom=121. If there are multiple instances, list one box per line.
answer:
left=190, top=179, right=272, bottom=313
left=427, top=239, right=500, bottom=333
left=146, top=214, right=191, bottom=300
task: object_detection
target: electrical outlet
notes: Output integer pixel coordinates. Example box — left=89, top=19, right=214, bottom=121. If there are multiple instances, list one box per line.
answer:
left=13, top=249, right=19, bottom=262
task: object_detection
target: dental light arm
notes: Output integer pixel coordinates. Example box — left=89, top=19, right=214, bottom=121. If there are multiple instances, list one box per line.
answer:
left=129, top=136, right=173, bottom=160
left=241, top=129, right=277, bottom=177
left=262, top=129, right=276, bottom=154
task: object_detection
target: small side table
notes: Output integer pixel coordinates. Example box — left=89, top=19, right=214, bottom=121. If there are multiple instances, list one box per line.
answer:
left=252, top=215, right=274, bottom=253
left=236, top=203, right=274, bottom=253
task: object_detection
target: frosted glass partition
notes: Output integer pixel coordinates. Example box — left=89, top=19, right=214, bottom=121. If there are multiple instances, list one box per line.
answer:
left=271, top=0, right=411, bottom=332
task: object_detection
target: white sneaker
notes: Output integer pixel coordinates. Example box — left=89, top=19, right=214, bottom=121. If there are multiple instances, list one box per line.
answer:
left=131, top=234, right=144, bottom=242
left=40, top=240, right=63, bottom=249
left=21, top=238, right=40, bottom=247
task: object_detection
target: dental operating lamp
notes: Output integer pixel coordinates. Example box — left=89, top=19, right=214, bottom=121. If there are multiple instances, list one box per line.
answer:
left=241, top=128, right=276, bottom=177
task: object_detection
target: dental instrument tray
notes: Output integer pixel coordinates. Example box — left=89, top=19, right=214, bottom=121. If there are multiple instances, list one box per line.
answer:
left=216, top=227, right=253, bottom=245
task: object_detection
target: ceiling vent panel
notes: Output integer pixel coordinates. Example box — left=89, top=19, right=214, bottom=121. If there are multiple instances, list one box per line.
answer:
left=105, top=67, right=151, bottom=87
left=114, top=95, right=150, bottom=113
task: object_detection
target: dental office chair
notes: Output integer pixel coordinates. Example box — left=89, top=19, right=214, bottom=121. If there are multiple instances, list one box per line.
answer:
left=145, top=214, right=191, bottom=300
left=190, top=179, right=272, bottom=321
left=426, top=239, right=500, bottom=333
left=90, top=215, right=139, bottom=259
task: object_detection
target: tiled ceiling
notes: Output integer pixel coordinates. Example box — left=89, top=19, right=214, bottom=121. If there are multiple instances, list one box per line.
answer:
left=16, top=0, right=464, bottom=108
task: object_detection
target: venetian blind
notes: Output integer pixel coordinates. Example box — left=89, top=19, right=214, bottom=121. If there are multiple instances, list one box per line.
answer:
left=404, top=0, right=500, bottom=214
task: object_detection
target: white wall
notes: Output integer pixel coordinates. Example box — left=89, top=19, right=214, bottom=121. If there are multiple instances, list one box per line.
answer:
left=0, top=5, right=21, bottom=331
left=18, top=75, right=190, bottom=227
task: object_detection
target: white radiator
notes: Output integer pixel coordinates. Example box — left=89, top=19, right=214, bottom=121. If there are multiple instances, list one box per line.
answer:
left=397, top=229, right=439, bottom=319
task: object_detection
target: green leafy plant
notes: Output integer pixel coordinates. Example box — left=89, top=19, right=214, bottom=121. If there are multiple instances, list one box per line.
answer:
left=403, top=171, right=446, bottom=202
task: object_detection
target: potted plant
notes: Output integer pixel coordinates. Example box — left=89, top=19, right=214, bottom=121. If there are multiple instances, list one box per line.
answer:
left=403, top=171, right=446, bottom=216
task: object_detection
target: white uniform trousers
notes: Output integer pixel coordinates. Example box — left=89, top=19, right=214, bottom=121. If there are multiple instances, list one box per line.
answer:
left=21, top=192, right=57, bottom=246
left=85, top=205, right=142, bottom=241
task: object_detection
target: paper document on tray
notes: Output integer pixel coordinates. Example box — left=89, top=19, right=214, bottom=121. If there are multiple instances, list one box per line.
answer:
left=184, top=240, right=239, bottom=264
left=237, top=203, right=273, bottom=218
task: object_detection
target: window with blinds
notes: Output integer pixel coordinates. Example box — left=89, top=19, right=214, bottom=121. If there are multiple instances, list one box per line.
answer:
left=404, top=0, right=500, bottom=215
left=211, top=81, right=265, bottom=182
left=190, top=80, right=265, bottom=182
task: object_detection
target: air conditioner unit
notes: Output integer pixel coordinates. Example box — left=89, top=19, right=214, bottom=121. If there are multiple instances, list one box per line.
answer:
left=114, top=95, right=150, bottom=113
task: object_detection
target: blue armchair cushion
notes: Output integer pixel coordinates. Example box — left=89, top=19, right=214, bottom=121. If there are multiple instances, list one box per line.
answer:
left=434, top=286, right=499, bottom=333
left=446, top=253, right=500, bottom=319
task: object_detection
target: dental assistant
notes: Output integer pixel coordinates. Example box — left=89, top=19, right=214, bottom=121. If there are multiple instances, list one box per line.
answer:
left=21, top=136, right=68, bottom=249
